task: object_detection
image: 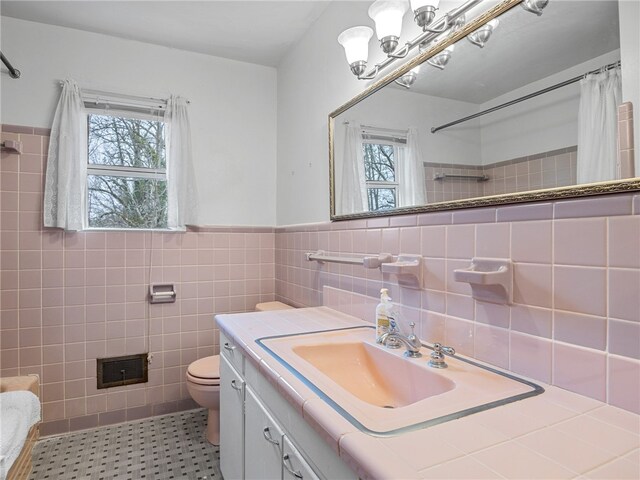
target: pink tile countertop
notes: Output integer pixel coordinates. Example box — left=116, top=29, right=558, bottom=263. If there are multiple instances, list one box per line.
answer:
left=215, top=307, right=640, bottom=479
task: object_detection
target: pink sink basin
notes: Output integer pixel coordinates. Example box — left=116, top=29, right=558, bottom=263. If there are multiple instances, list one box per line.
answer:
left=293, top=341, right=455, bottom=408
left=259, top=326, right=542, bottom=435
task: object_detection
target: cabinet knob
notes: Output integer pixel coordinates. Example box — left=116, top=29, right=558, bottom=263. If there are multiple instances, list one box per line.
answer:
left=230, top=379, right=242, bottom=391
left=282, top=454, right=303, bottom=479
left=262, top=427, right=280, bottom=446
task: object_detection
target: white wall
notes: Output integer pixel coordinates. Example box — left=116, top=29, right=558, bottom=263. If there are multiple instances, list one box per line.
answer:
left=479, top=50, right=621, bottom=164
left=619, top=0, right=640, bottom=173
left=0, top=16, right=278, bottom=226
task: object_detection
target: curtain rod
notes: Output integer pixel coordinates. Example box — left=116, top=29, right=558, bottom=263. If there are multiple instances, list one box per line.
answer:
left=431, top=60, right=621, bottom=134
left=1, top=50, right=21, bottom=79
left=343, top=121, right=408, bottom=134
left=58, top=83, right=191, bottom=106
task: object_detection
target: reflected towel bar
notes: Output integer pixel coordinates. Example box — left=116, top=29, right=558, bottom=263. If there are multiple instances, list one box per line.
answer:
left=434, top=173, right=489, bottom=182
left=306, top=250, right=393, bottom=269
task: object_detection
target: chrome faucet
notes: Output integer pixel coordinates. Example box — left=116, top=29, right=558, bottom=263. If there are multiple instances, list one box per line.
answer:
left=378, top=321, right=422, bottom=358
left=428, top=343, right=456, bottom=368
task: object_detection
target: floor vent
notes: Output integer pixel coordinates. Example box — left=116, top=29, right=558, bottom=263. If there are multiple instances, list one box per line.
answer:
left=97, top=354, right=148, bottom=389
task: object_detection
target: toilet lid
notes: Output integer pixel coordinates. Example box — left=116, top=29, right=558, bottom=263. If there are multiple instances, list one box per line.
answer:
left=188, top=355, right=221, bottom=380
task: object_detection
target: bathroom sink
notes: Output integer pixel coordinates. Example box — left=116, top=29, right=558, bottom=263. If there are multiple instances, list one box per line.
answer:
left=257, top=326, right=543, bottom=436
left=292, top=341, right=455, bottom=408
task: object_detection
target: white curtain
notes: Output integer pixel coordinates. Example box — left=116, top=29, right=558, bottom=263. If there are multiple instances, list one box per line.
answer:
left=165, top=96, right=198, bottom=228
left=44, top=79, right=87, bottom=230
left=577, top=67, right=622, bottom=184
left=397, top=128, right=427, bottom=207
left=340, top=122, right=368, bottom=214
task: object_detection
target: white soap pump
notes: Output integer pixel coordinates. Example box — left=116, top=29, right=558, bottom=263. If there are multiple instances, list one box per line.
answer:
left=375, top=288, right=392, bottom=340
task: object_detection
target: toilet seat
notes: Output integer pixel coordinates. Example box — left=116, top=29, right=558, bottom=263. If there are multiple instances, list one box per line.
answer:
left=187, top=355, right=221, bottom=386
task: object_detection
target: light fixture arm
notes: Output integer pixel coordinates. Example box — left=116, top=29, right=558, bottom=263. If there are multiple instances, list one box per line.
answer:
left=394, top=79, right=411, bottom=89
left=423, top=14, right=450, bottom=33
left=358, top=65, right=381, bottom=80
left=388, top=43, right=411, bottom=59
left=359, top=0, right=482, bottom=80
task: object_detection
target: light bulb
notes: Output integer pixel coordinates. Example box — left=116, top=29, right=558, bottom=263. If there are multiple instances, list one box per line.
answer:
left=338, top=26, right=373, bottom=65
left=368, top=0, right=409, bottom=41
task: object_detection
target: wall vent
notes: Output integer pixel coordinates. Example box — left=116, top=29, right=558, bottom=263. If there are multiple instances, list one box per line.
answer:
left=97, top=354, right=148, bottom=389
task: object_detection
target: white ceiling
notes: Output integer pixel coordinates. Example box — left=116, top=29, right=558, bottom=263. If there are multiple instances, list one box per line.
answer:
left=0, top=0, right=332, bottom=67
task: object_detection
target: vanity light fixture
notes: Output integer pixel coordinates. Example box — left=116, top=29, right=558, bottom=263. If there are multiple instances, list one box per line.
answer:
left=338, top=0, right=482, bottom=80
left=467, top=18, right=499, bottom=47
left=395, top=65, right=421, bottom=88
left=338, top=26, right=375, bottom=77
left=427, top=44, right=454, bottom=70
left=368, top=0, right=409, bottom=54
left=521, top=0, right=549, bottom=16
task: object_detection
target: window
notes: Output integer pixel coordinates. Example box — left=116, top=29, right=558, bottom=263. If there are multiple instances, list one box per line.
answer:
left=362, top=130, right=407, bottom=212
left=86, top=109, right=168, bottom=229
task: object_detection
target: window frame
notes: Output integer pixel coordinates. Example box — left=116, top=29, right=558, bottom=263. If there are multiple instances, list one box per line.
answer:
left=84, top=104, right=171, bottom=231
left=361, top=129, right=407, bottom=212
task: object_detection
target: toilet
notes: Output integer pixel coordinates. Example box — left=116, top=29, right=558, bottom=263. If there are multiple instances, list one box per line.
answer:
left=186, top=301, right=294, bottom=444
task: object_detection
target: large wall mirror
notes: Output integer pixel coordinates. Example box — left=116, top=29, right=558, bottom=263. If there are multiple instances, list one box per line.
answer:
left=329, top=0, right=639, bottom=220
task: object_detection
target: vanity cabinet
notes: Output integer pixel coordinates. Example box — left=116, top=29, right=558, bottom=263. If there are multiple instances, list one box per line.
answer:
left=220, top=354, right=245, bottom=480
left=219, top=331, right=356, bottom=480
left=245, top=387, right=284, bottom=479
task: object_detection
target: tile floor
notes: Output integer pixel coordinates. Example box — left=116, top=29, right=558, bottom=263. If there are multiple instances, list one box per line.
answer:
left=30, top=409, right=221, bottom=480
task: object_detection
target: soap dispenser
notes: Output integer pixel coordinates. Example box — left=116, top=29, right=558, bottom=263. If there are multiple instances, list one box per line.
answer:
left=375, top=288, right=392, bottom=340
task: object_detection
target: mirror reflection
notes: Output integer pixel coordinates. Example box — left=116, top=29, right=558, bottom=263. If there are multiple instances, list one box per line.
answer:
left=333, top=0, right=634, bottom=216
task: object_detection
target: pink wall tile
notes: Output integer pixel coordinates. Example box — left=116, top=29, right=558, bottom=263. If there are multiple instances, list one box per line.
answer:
left=554, top=311, right=607, bottom=350
left=554, top=218, right=606, bottom=267
left=608, top=320, right=640, bottom=359
left=421, top=226, right=446, bottom=258
left=554, top=266, right=606, bottom=316
left=608, top=217, right=640, bottom=268
left=476, top=302, right=510, bottom=329
left=475, top=223, right=510, bottom=258
left=446, top=224, right=474, bottom=259
left=444, top=316, right=474, bottom=356
left=609, top=268, right=640, bottom=322
left=474, top=324, right=509, bottom=369
left=511, top=221, right=552, bottom=263
left=513, top=263, right=552, bottom=308
left=510, top=332, right=552, bottom=383
left=553, top=343, right=606, bottom=401
left=608, top=356, right=640, bottom=414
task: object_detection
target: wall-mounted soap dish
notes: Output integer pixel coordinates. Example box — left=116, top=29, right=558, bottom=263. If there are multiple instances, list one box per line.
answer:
left=381, top=254, right=422, bottom=289
left=1, top=140, right=23, bottom=154
left=454, top=258, right=512, bottom=305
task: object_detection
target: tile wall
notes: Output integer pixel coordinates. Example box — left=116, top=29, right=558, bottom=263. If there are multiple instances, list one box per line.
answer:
left=274, top=195, right=640, bottom=415
left=424, top=146, right=577, bottom=202
left=2, top=121, right=639, bottom=440
left=0, top=125, right=276, bottom=436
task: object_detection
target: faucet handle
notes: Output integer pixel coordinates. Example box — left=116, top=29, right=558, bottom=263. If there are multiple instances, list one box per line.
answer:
left=433, top=343, right=455, bottom=356
left=428, top=343, right=455, bottom=368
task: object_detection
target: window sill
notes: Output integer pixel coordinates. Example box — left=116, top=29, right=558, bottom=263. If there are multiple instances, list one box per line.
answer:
left=83, top=227, right=186, bottom=233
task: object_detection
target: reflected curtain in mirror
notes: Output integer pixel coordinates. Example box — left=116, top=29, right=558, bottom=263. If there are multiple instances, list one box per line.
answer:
left=577, top=67, right=622, bottom=184
left=339, top=122, right=368, bottom=215
left=397, top=127, right=427, bottom=207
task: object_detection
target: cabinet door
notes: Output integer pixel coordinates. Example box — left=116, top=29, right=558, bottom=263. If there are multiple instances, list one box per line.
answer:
left=245, top=387, right=284, bottom=480
left=282, top=436, right=320, bottom=480
left=220, top=354, right=245, bottom=480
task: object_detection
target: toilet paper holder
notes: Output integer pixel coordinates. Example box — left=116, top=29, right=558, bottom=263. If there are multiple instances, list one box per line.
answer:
left=149, top=283, right=176, bottom=304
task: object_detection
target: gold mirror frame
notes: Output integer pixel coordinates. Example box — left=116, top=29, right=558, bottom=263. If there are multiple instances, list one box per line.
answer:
left=329, top=0, right=640, bottom=221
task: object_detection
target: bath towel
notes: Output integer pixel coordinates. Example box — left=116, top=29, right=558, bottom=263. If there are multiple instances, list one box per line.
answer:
left=0, top=391, right=41, bottom=479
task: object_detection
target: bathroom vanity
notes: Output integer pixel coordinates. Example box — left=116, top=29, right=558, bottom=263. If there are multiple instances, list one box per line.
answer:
left=217, top=307, right=639, bottom=479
